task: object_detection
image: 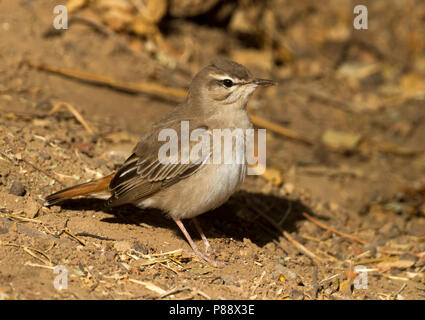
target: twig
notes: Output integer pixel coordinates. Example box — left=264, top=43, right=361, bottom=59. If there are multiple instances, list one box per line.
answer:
left=0, top=150, right=17, bottom=164
left=0, top=241, right=52, bottom=266
left=319, top=273, right=340, bottom=284
left=5, top=213, right=43, bottom=224
left=160, top=287, right=191, bottom=299
left=283, top=231, right=325, bottom=264
left=249, top=205, right=325, bottom=263
left=392, top=283, right=407, bottom=299
left=158, top=262, right=179, bottom=274
left=353, top=256, right=398, bottom=266
left=249, top=114, right=314, bottom=145
left=382, top=274, right=409, bottom=282
left=63, top=228, right=87, bottom=246
left=48, top=102, right=95, bottom=135
left=316, top=249, right=340, bottom=261
left=251, top=270, right=267, bottom=295
left=300, top=165, right=364, bottom=178
left=378, top=248, right=423, bottom=259
left=128, top=278, right=167, bottom=295
left=25, top=61, right=188, bottom=99
left=151, top=249, right=184, bottom=257
left=24, top=262, right=56, bottom=270
left=194, top=289, right=212, bottom=300
left=369, top=139, right=424, bottom=157
left=302, top=212, right=367, bottom=245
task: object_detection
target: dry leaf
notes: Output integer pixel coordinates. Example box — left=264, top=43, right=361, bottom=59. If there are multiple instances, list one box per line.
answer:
left=376, top=259, right=415, bottom=272
left=337, top=63, right=380, bottom=80
left=322, top=130, right=362, bottom=151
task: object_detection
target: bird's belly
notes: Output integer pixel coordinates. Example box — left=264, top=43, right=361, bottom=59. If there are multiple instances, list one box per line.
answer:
left=138, top=162, right=246, bottom=219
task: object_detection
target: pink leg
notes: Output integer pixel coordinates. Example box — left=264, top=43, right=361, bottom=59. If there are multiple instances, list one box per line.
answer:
left=192, top=217, right=215, bottom=255
left=173, top=218, right=217, bottom=264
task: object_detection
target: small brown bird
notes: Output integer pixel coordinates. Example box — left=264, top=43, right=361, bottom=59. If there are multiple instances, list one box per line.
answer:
left=45, top=58, right=275, bottom=263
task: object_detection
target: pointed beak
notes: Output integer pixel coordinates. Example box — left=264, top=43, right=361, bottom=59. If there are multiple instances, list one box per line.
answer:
left=252, top=78, right=276, bottom=87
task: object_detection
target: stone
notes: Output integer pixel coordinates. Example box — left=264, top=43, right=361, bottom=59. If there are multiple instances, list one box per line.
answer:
left=8, top=180, right=26, bottom=196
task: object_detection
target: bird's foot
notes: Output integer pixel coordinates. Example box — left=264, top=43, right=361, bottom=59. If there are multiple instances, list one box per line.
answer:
left=204, top=243, right=217, bottom=256
left=174, top=218, right=225, bottom=265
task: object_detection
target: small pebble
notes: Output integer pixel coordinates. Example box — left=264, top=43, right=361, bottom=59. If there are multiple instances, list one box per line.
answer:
left=8, top=180, right=26, bottom=196
left=38, top=150, right=51, bottom=160
left=132, top=241, right=149, bottom=254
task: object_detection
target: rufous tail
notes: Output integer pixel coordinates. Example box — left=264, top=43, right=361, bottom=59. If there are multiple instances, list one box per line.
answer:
left=44, top=173, right=115, bottom=206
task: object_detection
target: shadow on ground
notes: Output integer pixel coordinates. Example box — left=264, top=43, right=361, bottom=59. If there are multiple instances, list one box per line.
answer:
left=56, top=190, right=313, bottom=249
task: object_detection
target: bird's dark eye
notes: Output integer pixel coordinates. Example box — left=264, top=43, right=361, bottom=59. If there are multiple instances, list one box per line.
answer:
left=222, top=79, right=233, bottom=88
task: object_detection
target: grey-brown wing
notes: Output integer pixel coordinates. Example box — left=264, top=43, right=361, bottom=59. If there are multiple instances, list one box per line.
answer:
left=107, top=127, right=211, bottom=207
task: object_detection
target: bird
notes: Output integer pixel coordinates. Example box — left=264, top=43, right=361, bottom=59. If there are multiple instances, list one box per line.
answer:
left=44, top=58, right=275, bottom=264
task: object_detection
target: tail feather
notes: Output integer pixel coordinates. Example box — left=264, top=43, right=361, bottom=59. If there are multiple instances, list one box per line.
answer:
left=44, top=173, right=115, bottom=206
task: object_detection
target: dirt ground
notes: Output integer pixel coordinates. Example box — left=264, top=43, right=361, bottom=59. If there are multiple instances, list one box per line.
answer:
left=0, top=0, right=424, bottom=300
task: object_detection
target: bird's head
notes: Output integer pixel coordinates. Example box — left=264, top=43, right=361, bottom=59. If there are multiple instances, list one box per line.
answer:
left=188, top=58, right=275, bottom=109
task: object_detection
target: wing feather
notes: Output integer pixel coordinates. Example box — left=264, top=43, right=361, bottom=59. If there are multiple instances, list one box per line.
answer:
left=107, top=125, right=211, bottom=207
